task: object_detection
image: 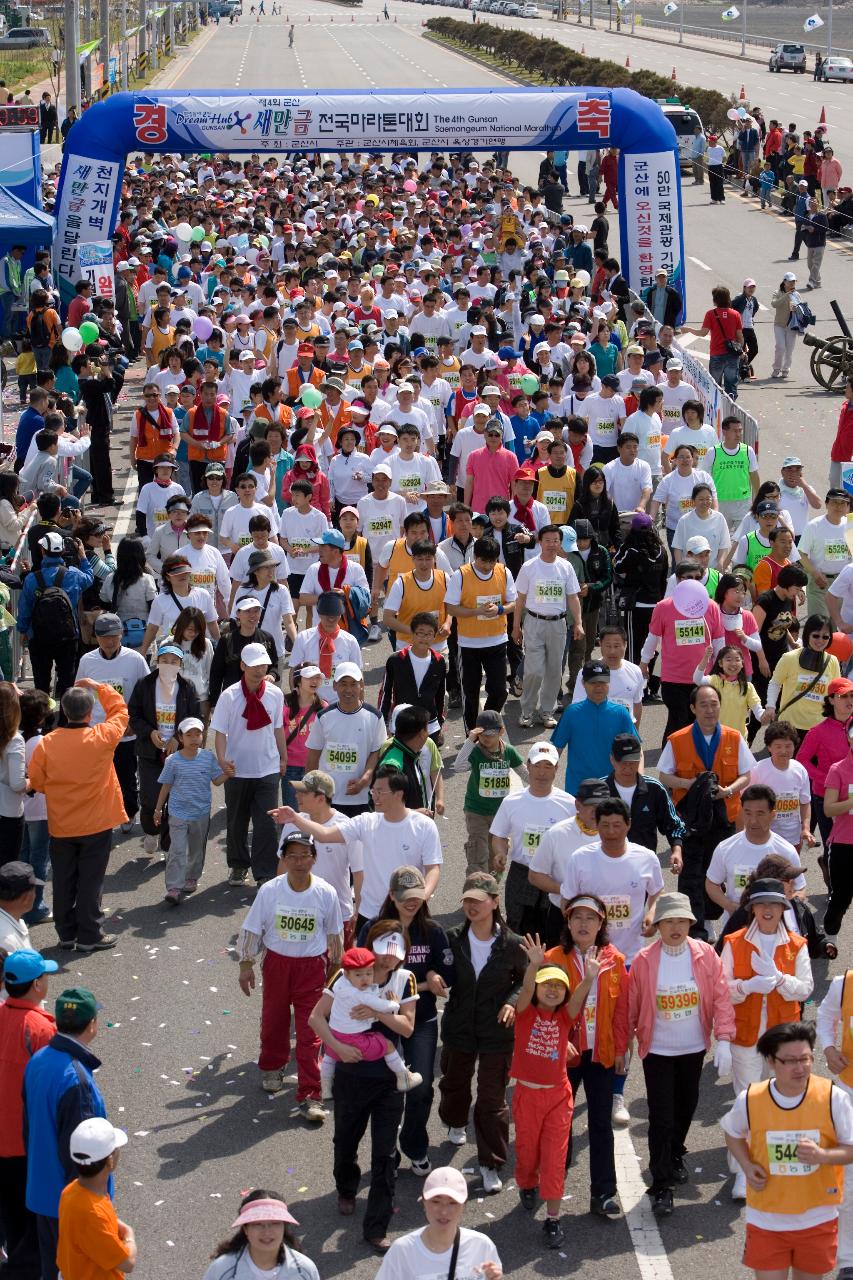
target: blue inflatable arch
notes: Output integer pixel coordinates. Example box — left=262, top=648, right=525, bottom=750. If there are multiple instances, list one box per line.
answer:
left=53, top=87, right=685, bottom=308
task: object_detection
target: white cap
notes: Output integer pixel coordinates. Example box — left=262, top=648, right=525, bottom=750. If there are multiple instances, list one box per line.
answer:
left=377, top=425, right=398, bottom=438
left=481, top=385, right=500, bottom=397
left=235, top=596, right=262, bottom=611
left=69, top=1118, right=128, bottom=1166
left=178, top=717, right=205, bottom=734
left=373, top=463, right=393, bottom=477
left=371, top=930, right=406, bottom=959
left=527, top=741, right=560, bottom=765
left=423, top=1166, right=468, bottom=1204
left=666, top=358, right=683, bottom=371
left=39, top=532, right=65, bottom=554
left=295, top=664, right=322, bottom=680
left=472, top=403, right=490, bottom=418
left=334, top=661, right=363, bottom=683
left=685, top=535, right=712, bottom=554
left=240, top=642, right=272, bottom=667
left=470, top=325, right=487, bottom=336
left=396, top=382, right=414, bottom=394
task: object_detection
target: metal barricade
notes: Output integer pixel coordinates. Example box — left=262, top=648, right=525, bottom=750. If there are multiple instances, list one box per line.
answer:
left=5, top=504, right=37, bottom=681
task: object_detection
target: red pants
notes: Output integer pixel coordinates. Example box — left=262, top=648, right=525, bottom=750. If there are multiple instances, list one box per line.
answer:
left=512, top=1078, right=573, bottom=1200
left=259, top=951, right=325, bottom=1101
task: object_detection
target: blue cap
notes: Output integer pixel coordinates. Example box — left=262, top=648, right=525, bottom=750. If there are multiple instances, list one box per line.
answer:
left=561, top=526, right=578, bottom=553
left=157, top=642, right=184, bottom=660
left=177, top=266, right=192, bottom=279
left=498, top=346, right=519, bottom=360
left=4, top=948, right=59, bottom=983
left=311, top=529, right=346, bottom=550
left=60, top=495, right=81, bottom=511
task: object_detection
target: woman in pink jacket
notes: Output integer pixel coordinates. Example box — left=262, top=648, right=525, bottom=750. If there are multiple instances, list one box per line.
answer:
left=819, top=147, right=843, bottom=209
left=796, top=676, right=853, bottom=880
left=627, top=891, right=735, bottom=1220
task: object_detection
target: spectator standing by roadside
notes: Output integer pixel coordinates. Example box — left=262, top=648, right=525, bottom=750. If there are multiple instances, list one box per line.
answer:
left=691, top=126, right=707, bottom=185
left=803, top=197, right=829, bottom=291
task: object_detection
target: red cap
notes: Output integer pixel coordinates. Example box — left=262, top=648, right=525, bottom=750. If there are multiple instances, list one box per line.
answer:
left=341, top=947, right=375, bottom=970
left=514, top=467, right=536, bottom=481
left=296, top=406, right=317, bottom=419
left=297, top=343, right=315, bottom=356
left=828, top=677, right=853, bottom=696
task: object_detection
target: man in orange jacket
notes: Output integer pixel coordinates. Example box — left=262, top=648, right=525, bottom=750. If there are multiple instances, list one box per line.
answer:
left=28, top=679, right=128, bottom=954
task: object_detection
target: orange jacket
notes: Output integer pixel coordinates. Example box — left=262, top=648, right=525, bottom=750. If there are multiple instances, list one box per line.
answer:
left=28, top=683, right=128, bottom=837
left=723, top=926, right=807, bottom=1047
left=668, top=723, right=744, bottom=823
left=285, top=367, right=324, bottom=401
left=544, top=942, right=629, bottom=1068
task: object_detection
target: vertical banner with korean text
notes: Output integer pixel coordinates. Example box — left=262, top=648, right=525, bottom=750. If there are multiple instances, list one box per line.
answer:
left=53, top=155, right=121, bottom=308
left=620, top=150, right=684, bottom=309
left=77, top=241, right=115, bottom=301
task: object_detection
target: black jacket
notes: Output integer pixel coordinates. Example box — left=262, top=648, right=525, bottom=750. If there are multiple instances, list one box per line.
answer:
left=566, top=537, right=612, bottom=609
left=379, top=646, right=446, bottom=729
left=441, top=921, right=526, bottom=1055
left=641, top=282, right=683, bottom=328
left=569, top=496, right=621, bottom=552
left=209, top=623, right=278, bottom=704
left=481, top=518, right=532, bottom=581
left=604, top=771, right=686, bottom=852
left=611, top=542, right=669, bottom=606
left=128, top=671, right=201, bottom=761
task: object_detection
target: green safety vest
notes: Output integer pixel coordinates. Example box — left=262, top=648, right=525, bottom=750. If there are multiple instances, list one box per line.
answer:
left=704, top=568, right=720, bottom=599
left=711, top=442, right=750, bottom=504
left=744, top=530, right=771, bottom=572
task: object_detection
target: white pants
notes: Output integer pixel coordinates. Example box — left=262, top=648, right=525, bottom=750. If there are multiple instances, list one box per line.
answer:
left=727, top=1042, right=768, bottom=1173
left=772, top=323, right=798, bottom=375
left=520, top=612, right=568, bottom=718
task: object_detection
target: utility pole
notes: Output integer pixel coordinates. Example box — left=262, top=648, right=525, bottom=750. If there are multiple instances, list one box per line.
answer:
left=100, top=0, right=109, bottom=92
left=64, top=0, right=80, bottom=115
left=138, top=0, right=147, bottom=65
left=827, top=0, right=833, bottom=56
left=119, top=0, right=127, bottom=85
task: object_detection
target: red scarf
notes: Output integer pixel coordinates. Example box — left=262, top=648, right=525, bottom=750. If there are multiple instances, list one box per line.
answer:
left=512, top=498, right=536, bottom=532
left=318, top=624, right=340, bottom=679
left=240, top=676, right=271, bottom=730
left=317, top=555, right=348, bottom=593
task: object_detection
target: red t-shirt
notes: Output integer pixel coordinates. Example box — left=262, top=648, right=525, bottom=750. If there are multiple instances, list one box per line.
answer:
left=510, top=1003, right=574, bottom=1086
left=703, top=307, right=741, bottom=358
left=831, top=401, right=853, bottom=463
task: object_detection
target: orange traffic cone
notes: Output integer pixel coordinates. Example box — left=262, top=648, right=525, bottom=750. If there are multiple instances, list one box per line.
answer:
left=625, top=55, right=630, bottom=66
left=819, top=105, right=827, bottom=124
left=739, top=84, right=746, bottom=99
left=671, top=65, right=676, bottom=79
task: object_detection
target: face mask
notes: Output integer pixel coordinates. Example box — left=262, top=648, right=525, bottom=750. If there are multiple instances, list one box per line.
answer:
left=158, top=664, right=179, bottom=688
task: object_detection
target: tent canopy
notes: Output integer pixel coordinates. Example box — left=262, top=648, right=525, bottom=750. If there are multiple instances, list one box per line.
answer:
left=0, top=184, right=54, bottom=247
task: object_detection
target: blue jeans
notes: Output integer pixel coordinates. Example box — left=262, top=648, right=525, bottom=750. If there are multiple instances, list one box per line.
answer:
left=22, top=818, right=50, bottom=920
left=709, top=353, right=739, bottom=400
left=281, top=764, right=305, bottom=808
left=176, top=458, right=192, bottom=498
left=71, top=465, right=92, bottom=499
left=399, top=1017, right=439, bottom=1162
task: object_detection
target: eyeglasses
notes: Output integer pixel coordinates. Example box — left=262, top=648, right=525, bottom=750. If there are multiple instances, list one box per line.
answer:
left=773, top=1054, right=814, bottom=1066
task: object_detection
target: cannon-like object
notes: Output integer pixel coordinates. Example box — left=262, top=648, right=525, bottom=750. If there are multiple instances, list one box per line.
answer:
left=803, top=300, right=853, bottom=391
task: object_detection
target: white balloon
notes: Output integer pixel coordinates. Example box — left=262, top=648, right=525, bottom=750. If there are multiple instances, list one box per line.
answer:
left=727, top=108, right=740, bottom=121
left=574, top=269, right=591, bottom=286
left=174, top=221, right=193, bottom=241
left=245, top=247, right=259, bottom=266
left=61, top=327, right=83, bottom=352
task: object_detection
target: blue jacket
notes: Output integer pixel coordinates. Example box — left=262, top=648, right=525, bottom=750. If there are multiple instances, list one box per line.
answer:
left=23, top=1033, right=108, bottom=1217
left=565, top=241, right=593, bottom=274
left=551, top=698, right=637, bottom=796
left=15, top=407, right=44, bottom=461
left=794, top=193, right=810, bottom=224
left=17, top=553, right=93, bottom=638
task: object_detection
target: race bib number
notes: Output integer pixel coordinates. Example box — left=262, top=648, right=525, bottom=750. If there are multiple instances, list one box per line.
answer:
left=238, top=534, right=252, bottom=547
left=367, top=516, right=394, bottom=537
left=646, top=432, right=661, bottom=449
left=156, top=702, right=176, bottom=735
left=679, top=497, right=695, bottom=511
left=583, top=989, right=597, bottom=1041
left=656, top=982, right=699, bottom=1021
left=478, top=762, right=511, bottom=799
left=192, top=571, right=215, bottom=590
left=824, top=542, right=848, bottom=563
left=775, top=792, right=800, bottom=815
left=602, top=894, right=631, bottom=928
left=476, top=594, right=501, bottom=611
left=798, top=672, right=828, bottom=703
left=542, top=490, right=567, bottom=512
left=102, top=679, right=124, bottom=696
left=324, top=743, right=359, bottom=771
left=154, top=509, right=170, bottom=524
left=674, top=619, right=706, bottom=646
left=732, top=865, right=753, bottom=891
left=288, top=539, right=312, bottom=557
left=533, top=580, right=565, bottom=605
left=398, top=473, right=421, bottom=491
left=275, top=909, right=317, bottom=943
left=766, top=1129, right=820, bottom=1176
left=518, top=828, right=545, bottom=861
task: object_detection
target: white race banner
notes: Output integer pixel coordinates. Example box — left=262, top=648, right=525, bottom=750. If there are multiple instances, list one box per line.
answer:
left=53, top=154, right=121, bottom=299
left=77, top=240, right=115, bottom=300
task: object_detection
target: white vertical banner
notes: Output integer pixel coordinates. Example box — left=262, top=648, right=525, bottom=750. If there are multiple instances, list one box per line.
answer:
left=622, top=151, right=681, bottom=296
left=77, top=241, right=115, bottom=300
left=53, top=154, right=121, bottom=305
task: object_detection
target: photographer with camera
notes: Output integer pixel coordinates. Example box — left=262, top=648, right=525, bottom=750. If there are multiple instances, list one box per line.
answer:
left=77, top=346, right=126, bottom=508
left=16, top=530, right=93, bottom=700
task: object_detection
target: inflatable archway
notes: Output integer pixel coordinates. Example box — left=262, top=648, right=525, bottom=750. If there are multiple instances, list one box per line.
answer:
left=54, top=87, right=685, bottom=308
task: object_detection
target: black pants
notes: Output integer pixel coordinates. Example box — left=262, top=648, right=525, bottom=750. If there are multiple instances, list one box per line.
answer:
left=0, top=1156, right=40, bottom=1280
left=642, top=1050, right=705, bottom=1192
left=446, top=619, right=460, bottom=696
left=224, top=774, right=280, bottom=882
left=460, top=642, right=507, bottom=733
left=742, top=328, right=759, bottom=373
left=504, top=860, right=551, bottom=938
left=438, top=1046, right=512, bottom=1169
left=660, top=681, right=694, bottom=746
left=49, top=827, right=112, bottom=947
left=35, top=1215, right=58, bottom=1280
left=824, top=841, right=853, bottom=935
left=507, top=633, right=523, bottom=683
left=792, top=222, right=806, bottom=258
left=709, top=163, right=726, bottom=202
left=812, top=792, right=833, bottom=847
left=567, top=1050, right=617, bottom=1198
left=88, top=427, right=114, bottom=502
left=137, top=754, right=169, bottom=848
left=190, top=460, right=209, bottom=494
left=135, top=459, right=156, bottom=491
left=28, top=639, right=78, bottom=703
left=0, top=814, right=24, bottom=858
left=114, top=739, right=139, bottom=821
left=678, top=823, right=733, bottom=940
left=332, top=1071, right=404, bottom=1241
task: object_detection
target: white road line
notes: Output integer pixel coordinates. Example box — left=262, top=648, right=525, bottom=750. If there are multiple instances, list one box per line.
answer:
left=112, top=468, right=139, bottom=542
left=234, top=25, right=255, bottom=86
left=688, top=255, right=712, bottom=271
left=614, top=1129, right=676, bottom=1280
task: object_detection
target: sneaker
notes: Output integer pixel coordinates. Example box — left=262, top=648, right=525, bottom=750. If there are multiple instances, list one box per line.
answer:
left=651, top=1188, right=674, bottom=1218
left=509, top=676, right=523, bottom=698
left=142, top=834, right=158, bottom=854
left=537, top=713, right=558, bottom=728
left=519, top=1187, right=537, bottom=1212
left=58, top=939, right=76, bottom=950
left=228, top=867, right=249, bottom=886
left=447, top=1126, right=467, bottom=1146
left=543, top=1218, right=565, bottom=1248
left=76, top=935, right=117, bottom=952
left=517, top=714, right=534, bottom=728
left=731, top=1171, right=747, bottom=1201
left=27, top=907, right=53, bottom=926
left=480, top=1166, right=502, bottom=1194
left=120, top=820, right=135, bottom=834
left=164, top=889, right=182, bottom=907
left=367, top=622, right=382, bottom=643
left=590, top=1194, right=622, bottom=1218
left=298, top=1098, right=327, bottom=1124
left=448, top=690, right=462, bottom=709
left=182, top=880, right=199, bottom=895
left=410, top=1156, right=432, bottom=1177
left=672, top=1157, right=689, bottom=1185
left=611, top=1095, right=630, bottom=1127
left=395, top=1067, right=423, bottom=1093
left=262, top=1069, right=284, bottom=1093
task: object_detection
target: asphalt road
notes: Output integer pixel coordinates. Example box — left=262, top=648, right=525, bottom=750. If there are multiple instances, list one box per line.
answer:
left=31, top=11, right=853, bottom=1280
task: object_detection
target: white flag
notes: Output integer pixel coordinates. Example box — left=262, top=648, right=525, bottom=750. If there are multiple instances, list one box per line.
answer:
left=721, top=5, right=740, bottom=19
left=804, top=13, right=824, bottom=29
left=664, top=2, right=678, bottom=14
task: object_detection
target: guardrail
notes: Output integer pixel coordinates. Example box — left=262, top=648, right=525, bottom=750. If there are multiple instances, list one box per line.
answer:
left=5, top=503, right=36, bottom=682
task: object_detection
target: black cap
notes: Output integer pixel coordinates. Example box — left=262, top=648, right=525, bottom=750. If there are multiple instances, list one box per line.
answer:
left=582, top=660, right=610, bottom=684
left=611, top=733, right=642, bottom=763
left=601, top=374, right=620, bottom=391
left=576, top=779, right=611, bottom=804
left=574, top=519, right=593, bottom=540
left=316, top=590, right=345, bottom=617
left=746, top=877, right=788, bottom=907
left=0, top=861, right=44, bottom=896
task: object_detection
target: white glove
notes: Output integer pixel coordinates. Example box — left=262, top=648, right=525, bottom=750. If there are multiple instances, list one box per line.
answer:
left=713, top=1041, right=733, bottom=1080
left=742, top=974, right=777, bottom=996
left=750, top=952, right=777, bottom=977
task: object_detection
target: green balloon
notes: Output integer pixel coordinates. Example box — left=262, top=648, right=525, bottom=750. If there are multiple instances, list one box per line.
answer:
left=300, top=385, right=323, bottom=409
left=190, top=226, right=205, bottom=242
left=79, top=321, right=100, bottom=344
left=520, top=374, right=540, bottom=395
left=258, top=234, right=270, bottom=250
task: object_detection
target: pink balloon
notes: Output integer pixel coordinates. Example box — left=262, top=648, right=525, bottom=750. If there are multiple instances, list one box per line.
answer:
left=193, top=316, right=214, bottom=342
left=403, top=179, right=417, bottom=193
left=672, top=579, right=710, bottom=620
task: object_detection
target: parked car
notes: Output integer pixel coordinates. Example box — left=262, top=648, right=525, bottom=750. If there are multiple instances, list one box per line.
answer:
left=819, top=55, right=853, bottom=82
left=521, top=3, right=539, bottom=14
left=658, top=99, right=705, bottom=171
left=0, top=25, right=50, bottom=46
left=769, top=42, right=807, bottom=72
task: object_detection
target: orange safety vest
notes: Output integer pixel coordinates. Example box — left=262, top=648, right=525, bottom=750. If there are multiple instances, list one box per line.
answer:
left=253, top=401, right=294, bottom=434
left=134, top=404, right=176, bottom=461
left=840, top=971, right=853, bottom=1089
left=456, top=562, right=508, bottom=643
left=285, top=367, right=324, bottom=401
left=318, top=401, right=352, bottom=448
left=668, top=723, right=744, bottom=824
left=724, top=927, right=807, bottom=1047
left=147, top=325, right=175, bottom=365
left=394, top=569, right=447, bottom=644
left=346, top=535, right=368, bottom=571
left=545, top=941, right=627, bottom=1069
left=186, top=404, right=228, bottom=462
left=384, top=537, right=416, bottom=594
left=746, top=1075, right=843, bottom=1215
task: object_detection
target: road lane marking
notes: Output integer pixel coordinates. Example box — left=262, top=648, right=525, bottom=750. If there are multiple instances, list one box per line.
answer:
left=113, top=468, right=139, bottom=542
left=614, top=1128, right=676, bottom=1280
left=689, top=256, right=712, bottom=271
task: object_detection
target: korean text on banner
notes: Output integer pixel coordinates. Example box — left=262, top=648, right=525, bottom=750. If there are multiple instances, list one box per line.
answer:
left=53, top=155, right=121, bottom=291
left=623, top=152, right=680, bottom=295
left=77, top=241, right=115, bottom=300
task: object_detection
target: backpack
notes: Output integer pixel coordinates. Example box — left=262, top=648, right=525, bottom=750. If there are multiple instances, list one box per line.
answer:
left=32, top=568, right=78, bottom=646
left=29, top=309, right=50, bottom=349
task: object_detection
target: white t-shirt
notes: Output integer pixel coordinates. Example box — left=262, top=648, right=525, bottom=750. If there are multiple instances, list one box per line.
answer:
left=183, top=542, right=231, bottom=606
left=468, top=930, right=496, bottom=979
left=209, top=680, right=284, bottom=778
left=748, top=758, right=812, bottom=846
left=828, top=563, right=853, bottom=626
left=530, top=815, right=595, bottom=907
left=659, top=383, right=698, bottom=431
left=231, top=583, right=294, bottom=658
left=582, top=393, right=626, bottom=451
left=388, top=452, right=442, bottom=509
left=278, top=506, right=329, bottom=575
left=560, top=841, right=665, bottom=961
left=326, top=972, right=401, bottom=1034
left=76, top=647, right=150, bottom=741
left=220, top=501, right=281, bottom=550
left=624, top=409, right=664, bottom=476
left=241, top=871, right=343, bottom=958
left=653, top=468, right=716, bottom=530
left=572, top=660, right=645, bottom=720
left=489, top=788, right=577, bottom=869
left=229, top=541, right=290, bottom=586
left=288, top=627, right=362, bottom=704
left=376, top=1228, right=501, bottom=1280
left=671, top=508, right=731, bottom=560
left=357, top=492, right=407, bottom=555
left=137, top=479, right=187, bottom=539
left=664, top=422, right=720, bottom=466
left=147, top=587, right=217, bottom=639
left=337, top=810, right=443, bottom=919
left=305, top=704, right=387, bottom=805
left=515, top=555, right=580, bottom=617
left=300, top=559, right=369, bottom=600
left=706, top=830, right=806, bottom=902
left=279, top=807, right=361, bottom=920
left=649, top=945, right=706, bottom=1057
left=603, top=457, right=653, bottom=511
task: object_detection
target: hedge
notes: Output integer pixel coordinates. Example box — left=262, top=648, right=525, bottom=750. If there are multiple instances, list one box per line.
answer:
left=425, top=16, right=733, bottom=134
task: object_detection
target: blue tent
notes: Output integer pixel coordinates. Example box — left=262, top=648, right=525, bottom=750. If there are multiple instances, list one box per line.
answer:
left=0, top=183, right=53, bottom=248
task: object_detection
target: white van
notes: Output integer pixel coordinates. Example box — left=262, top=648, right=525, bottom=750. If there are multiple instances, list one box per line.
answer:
left=658, top=99, right=705, bottom=171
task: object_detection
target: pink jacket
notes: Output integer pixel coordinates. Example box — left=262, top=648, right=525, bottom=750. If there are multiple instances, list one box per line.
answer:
left=819, top=157, right=843, bottom=189
left=627, top=936, right=736, bottom=1058
left=796, top=715, right=848, bottom=797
